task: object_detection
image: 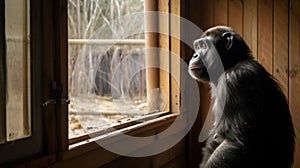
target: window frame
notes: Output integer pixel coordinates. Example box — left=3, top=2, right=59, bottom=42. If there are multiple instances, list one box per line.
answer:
left=56, top=0, right=184, bottom=160
left=65, top=0, right=182, bottom=146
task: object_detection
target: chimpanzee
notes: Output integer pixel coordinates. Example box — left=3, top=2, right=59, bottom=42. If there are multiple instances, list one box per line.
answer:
left=188, top=26, right=295, bottom=168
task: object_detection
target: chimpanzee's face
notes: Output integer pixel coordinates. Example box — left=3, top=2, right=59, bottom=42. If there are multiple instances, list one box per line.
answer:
left=188, top=26, right=240, bottom=83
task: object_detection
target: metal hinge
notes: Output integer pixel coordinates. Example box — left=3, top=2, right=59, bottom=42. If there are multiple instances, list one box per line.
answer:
left=42, top=96, right=70, bottom=107
left=42, top=81, right=70, bottom=107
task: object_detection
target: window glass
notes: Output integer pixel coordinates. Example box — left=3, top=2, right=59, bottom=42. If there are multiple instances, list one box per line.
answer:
left=5, top=0, right=31, bottom=142
left=68, top=0, right=165, bottom=139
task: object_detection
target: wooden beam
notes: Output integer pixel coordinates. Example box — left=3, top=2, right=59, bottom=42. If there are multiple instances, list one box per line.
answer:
left=158, top=0, right=170, bottom=112
left=43, top=0, right=58, bottom=155
left=274, top=0, right=289, bottom=97
left=258, top=0, right=274, bottom=74
left=214, top=0, right=228, bottom=26
left=68, top=39, right=145, bottom=45
left=199, top=0, right=214, bottom=30
left=228, top=0, right=243, bottom=35
left=145, top=0, right=160, bottom=111
left=243, top=0, right=258, bottom=60
left=54, top=0, right=69, bottom=155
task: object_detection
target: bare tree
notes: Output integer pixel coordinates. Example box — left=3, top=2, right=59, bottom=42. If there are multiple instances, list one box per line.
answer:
left=68, top=0, right=145, bottom=98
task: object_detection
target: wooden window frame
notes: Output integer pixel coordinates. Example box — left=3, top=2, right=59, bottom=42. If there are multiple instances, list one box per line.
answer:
left=67, top=0, right=181, bottom=145
left=52, top=0, right=184, bottom=166
left=62, top=0, right=182, bottom=148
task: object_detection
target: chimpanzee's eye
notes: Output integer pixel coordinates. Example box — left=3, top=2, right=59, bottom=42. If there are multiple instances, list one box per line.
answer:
left=194, top=39, right=208, bottom=52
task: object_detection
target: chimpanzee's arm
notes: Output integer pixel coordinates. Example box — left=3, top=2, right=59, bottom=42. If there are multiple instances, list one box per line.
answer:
left=200, top=139, right=249, bottom=168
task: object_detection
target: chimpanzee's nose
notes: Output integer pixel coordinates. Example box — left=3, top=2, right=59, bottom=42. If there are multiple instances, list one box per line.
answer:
left=193, top=52, right=199, bottom=58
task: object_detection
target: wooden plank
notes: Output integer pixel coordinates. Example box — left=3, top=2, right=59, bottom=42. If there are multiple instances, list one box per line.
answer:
left=21, top=155, right=56, bottom=168
left=186, top=84, right=211, bottom=168
left=243, top=0, right=258, bottom=60
left=145, top=0, right=160, bottom=111
left=214, top=0, right=228, bottom=26
left=54, top=116, right=182, bottom=168
left=228, top=0, right=243, bottom=35
left=31, top=0, right=45, bottom=153
left=158, top=0, right=170, bottom=112
left=199, top=0, right=215, bottom=30
left=181, top=1, right=204, bottom=167
left=43, top=0, right=58, bottom=155
left=187, top=1, right=214, bottom=167
left=187, top=0, right=201, bottom=32
left=197, top=0, right=214, bottom=121
left=197, top=0, right=214, bottom=162
left=54, top=0, right=69, bottom=154
left=101, top=157, right=151, bottom=168
left=170, top=0, right=180, bottom=113
left=257, top=0, right=273, bottom=74
left=66, top=114, right=177, bottom=158
left=289, top=0, right=300, bottom=167
left=161, top=155, right=186, bottom=168
left=274, top=0, right=289, bottom=97
left=51, top=146, right=120, bottom=168
left=152, top=139, right=186, bottom=167
left=101, top=139, right=186, bottom=168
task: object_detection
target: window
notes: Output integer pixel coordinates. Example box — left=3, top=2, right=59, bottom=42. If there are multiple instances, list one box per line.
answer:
left=4, top=0, right=31, bottom=142
left=68, top=0, right=172, bottom=141
left=63, top=0, right=197, bottom=161
left=0, top=0, right=43, bottom=164
left=0, top=0, right=202, bottom=166
left=1, top=0, right=187, bottom=165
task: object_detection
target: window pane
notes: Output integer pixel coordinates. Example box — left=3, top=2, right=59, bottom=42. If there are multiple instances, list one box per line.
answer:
left=0, top=0, right=5, bottom=144
left=68, top=0, right=165, bottom=139
left=5, top=0, right=31, bottom=141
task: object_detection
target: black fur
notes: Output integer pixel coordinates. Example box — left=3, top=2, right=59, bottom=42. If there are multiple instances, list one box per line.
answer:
left=189, top=26, right=295, bottom=168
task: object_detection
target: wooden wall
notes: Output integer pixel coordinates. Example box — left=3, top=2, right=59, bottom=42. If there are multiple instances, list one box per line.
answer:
left=185, top=0, right=300, bottom=167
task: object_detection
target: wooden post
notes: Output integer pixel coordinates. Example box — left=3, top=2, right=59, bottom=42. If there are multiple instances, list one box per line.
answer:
left=145, top=0, right=160, bottom=111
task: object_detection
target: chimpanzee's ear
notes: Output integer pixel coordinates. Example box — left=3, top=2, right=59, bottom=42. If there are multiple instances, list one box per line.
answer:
left=221, top=32, right=233, bottom=50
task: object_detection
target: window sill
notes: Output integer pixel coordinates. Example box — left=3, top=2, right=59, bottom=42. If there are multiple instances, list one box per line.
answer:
left=51, top=113, right=183, bottom=167
left=69, top=111, right=171, bottom=145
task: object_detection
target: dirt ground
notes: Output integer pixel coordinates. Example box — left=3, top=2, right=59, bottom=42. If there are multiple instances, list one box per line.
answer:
left=68, top=95, right=148, bottom=139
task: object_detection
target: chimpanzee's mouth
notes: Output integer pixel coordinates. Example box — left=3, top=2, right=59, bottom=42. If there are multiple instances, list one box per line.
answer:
left=189, top=65, right=203, bottom=70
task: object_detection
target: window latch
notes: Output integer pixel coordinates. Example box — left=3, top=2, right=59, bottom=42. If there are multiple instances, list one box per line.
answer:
left=42, top=81, right=70, bottom=107
left=42, top=96, right=70, bottom=107
left=42, top=99, right=56, bottom=107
